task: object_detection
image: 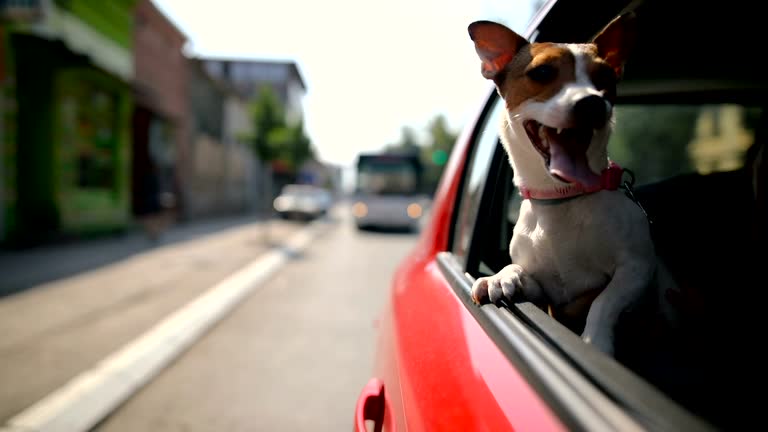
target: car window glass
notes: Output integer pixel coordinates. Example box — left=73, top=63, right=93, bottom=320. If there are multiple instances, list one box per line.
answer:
left=451, top=96, right=505, bottom=262
left=609, top=102, right=765, bottom=300
left=608, top=104, right=762, bottom=185
left=466, top=103, right=765, bottom=280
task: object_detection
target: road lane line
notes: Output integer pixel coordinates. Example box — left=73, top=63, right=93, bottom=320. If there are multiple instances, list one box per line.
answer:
left=0, top=219, right=332, bottom=432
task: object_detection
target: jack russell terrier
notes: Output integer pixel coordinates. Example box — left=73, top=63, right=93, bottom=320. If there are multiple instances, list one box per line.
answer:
left=467, top=12, right=678, bottom=356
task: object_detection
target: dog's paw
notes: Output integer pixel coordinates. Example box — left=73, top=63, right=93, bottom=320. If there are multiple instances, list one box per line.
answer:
left=471, top=264, right=526, bottom=305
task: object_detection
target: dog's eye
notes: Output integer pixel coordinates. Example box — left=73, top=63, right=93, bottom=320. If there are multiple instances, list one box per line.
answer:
left=526, top=64, right=557, bottom=83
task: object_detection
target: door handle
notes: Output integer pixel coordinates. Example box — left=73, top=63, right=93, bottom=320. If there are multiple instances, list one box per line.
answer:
left=354, top=378, right=385, bottom=432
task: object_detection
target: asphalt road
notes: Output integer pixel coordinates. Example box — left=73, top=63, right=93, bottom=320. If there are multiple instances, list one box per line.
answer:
left=93, top=217, right=419, bottom=431
left=0, top=217, right=302, bottom=423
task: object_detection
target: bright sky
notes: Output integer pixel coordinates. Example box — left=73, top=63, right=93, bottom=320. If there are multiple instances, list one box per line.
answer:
left=152, top=0, right=539, bottom=169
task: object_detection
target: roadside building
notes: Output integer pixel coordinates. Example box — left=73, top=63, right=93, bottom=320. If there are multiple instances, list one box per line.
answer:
left=132, top=0, right=188, bottom=234
left=185, top=58, right=257, bottom=218
left=1, top=0, right=135, bottom=246
left=200, top=57, right=314, bottom=206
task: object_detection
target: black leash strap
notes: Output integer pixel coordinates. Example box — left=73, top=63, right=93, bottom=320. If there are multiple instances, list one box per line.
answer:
left=620, top=168, right=653, bottom=225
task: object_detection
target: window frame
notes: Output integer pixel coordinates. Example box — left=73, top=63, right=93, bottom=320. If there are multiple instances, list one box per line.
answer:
left=449, top=91, right=505, bottom=263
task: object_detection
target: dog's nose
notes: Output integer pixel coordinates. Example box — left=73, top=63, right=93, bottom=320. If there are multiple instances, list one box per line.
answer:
left=573, top=95, right=609, bottom=129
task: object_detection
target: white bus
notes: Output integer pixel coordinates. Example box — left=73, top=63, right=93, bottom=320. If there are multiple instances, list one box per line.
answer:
left=351, top=153, right=427, bottom=231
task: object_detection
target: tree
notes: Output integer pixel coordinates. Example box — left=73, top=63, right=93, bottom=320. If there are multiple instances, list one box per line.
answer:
left=381, top=115, right=459, bottom=195
left=609, top=106, right=699, bottom=184
left=422, top=115, right=459, bottom=194
left=385, top=126, right=420, bottom=156
left=271, top=119, right=314, bottom=171
left=250, top=87, right=286, bottom=163
left=250, top=87, right=315, bottom=172
left=425, top=114, right=457, bottom=166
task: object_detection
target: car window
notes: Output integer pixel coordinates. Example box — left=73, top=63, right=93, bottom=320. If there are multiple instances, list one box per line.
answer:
left=451, top=95, right=505, bottom=263
left=462, top=102, right=765, bottom=280
left=611, top=102, right=765, bottom=307
left=608, top=104, right=762, bottom=185
left=459, top=95, right=766, bottom=428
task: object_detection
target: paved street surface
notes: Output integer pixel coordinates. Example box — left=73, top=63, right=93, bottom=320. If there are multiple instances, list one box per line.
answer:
left=93, top=216, right=418, bottom=432
left=0, top=215, right=303, bottom=423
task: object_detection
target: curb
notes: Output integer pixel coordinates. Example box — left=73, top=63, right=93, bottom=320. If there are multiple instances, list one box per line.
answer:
left=0, top=219, right=333, bottom=432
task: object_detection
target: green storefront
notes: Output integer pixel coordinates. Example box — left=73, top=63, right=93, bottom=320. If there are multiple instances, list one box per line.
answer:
left=1, top=0, right=135, bottom=246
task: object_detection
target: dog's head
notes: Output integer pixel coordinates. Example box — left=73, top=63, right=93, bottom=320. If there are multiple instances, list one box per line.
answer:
left=469, top=13, right=636, bottom=192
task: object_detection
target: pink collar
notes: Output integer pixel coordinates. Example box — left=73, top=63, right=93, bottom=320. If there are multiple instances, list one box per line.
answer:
left=518, top=162, right=624, bottom=200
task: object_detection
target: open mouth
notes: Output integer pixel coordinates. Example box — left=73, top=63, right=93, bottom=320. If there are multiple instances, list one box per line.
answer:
left=523, top=120, right=602, bottom=188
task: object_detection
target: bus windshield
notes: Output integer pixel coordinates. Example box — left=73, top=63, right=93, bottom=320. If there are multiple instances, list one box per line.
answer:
left=356, top=154, right=421, bottom=196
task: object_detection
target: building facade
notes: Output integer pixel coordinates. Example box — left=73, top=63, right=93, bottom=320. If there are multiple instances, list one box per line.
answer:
left=1, top=0, right=135, bottom=246
left=0, top=2, right=310, bottom=246
left=199, top=57, right=311, bottom=208
left=185, top=58, right=257, bottom=218
left=201, top=58, right=306, bottom=126
left=132, top=0, right=188, bottom=224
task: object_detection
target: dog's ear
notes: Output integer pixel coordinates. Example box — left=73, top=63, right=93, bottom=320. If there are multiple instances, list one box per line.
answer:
left=592, top=12, right=637, bottom=78
left=468, top=21, right=528, bottom=80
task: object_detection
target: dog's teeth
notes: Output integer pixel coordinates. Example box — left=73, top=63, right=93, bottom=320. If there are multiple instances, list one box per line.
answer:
left=556, top=128, right=563, bottom=134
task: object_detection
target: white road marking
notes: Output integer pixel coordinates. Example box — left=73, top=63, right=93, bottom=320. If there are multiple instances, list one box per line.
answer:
left=0, top=219, right=332, bottom=432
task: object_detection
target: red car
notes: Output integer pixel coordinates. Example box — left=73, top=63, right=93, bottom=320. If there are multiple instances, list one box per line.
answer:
left=355, top=0, right=766, bottom=430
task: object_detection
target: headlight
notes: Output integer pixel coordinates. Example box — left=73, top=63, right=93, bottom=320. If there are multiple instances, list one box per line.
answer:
left=273, top=197, right=289, bottom=211
left=352, top=202, right=368, bottom=218
left=407, top=203, right=422, bottom=219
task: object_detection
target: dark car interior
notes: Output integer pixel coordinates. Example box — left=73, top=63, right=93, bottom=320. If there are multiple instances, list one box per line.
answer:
left=460, top=0, right=767, bottom=429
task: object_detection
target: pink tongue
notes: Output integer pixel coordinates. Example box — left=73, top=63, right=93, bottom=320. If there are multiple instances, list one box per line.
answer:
left=547, top=139, right=601, bottom=189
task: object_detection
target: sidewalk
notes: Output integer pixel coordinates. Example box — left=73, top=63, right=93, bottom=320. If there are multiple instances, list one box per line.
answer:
left=0, top=213, right=279, bottom=297
left=0, top=213, right=305, bottom=424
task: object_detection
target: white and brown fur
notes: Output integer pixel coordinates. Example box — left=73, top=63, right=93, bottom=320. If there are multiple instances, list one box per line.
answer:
left=468, top=13, right=678, bottom=356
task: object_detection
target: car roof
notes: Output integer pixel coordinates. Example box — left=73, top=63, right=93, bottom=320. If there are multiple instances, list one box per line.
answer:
left=533, top=0, right=767, bottom=104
